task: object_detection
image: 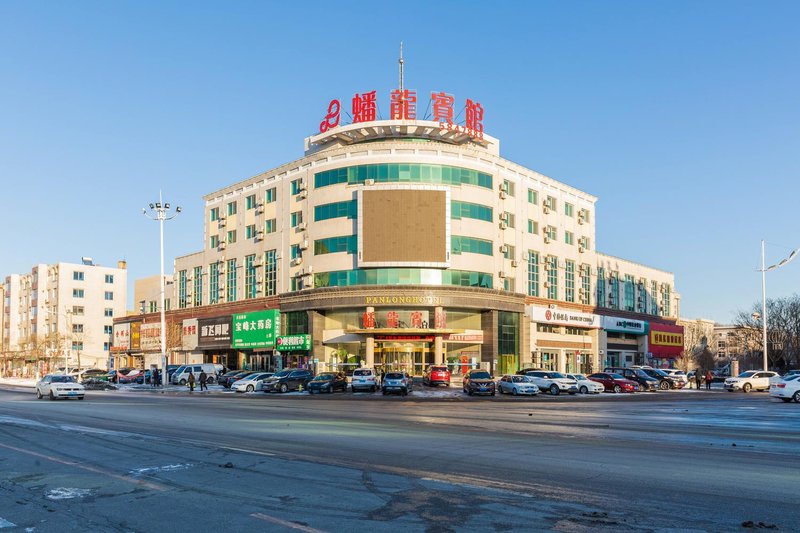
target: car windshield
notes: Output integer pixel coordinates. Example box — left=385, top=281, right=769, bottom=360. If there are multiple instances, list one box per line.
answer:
left=549, top=372, right=566, bottom=379
left=783, top=375, right=799, bottom=381
left=571, top=374, right=586, bottom=380
left=512, top=376, right=532, bottom=383
left=469, top=371, right=491, bottom=379
left=651, top=369, right=669, bottom=377
left=52, top=375, right=76, bottom=383
left=610, top=374, right=625, bottom=380
left=353, top=369, right=372, bottom=376
left=738, top=371, right=757, bottom=378
left=313, top=374, right=336, bottom=381
left=385, top=372, right=404, bottom=379
left=429, top=366, right=447, bottom=372
left=272, top=370, right=292, bottom=378
left=634, top=370, right=650, bottom=378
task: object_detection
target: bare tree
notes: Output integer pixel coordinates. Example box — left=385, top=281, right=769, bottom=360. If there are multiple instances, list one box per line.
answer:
left=733, top=294, right=800, bottom=370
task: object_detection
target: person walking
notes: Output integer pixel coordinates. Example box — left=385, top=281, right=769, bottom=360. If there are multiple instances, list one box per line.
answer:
left=188, top=371, right=196, bottom=392
left=694, top=368, right=702, bottom=390
left=199, top=370, right=208, bottom=391
left=705, top=370, right=714, bottom=390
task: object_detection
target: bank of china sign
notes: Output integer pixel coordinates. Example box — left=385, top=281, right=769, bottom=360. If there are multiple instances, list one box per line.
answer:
left=601, top=316, right=648, bottom=335
left=528, top=306, right=600, bottom=328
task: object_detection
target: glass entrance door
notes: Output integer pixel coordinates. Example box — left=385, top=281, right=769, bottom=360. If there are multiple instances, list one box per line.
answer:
left=376, top=341, right=432, bottom=375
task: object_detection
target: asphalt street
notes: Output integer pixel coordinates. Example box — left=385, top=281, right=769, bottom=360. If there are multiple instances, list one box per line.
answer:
left=0, top=386, right=798, bottom=532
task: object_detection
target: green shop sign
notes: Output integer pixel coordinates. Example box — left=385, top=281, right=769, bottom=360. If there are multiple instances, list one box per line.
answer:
left=232, top=310, right=281, bottom=349
left=275, top=334, right=311, bottom=351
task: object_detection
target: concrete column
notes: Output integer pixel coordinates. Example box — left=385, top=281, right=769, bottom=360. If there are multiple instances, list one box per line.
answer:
left=557, top=349, right=567, bottom=374
left=434, top=335, right=444, bottom=365
left=365, top=335, right=375, bottom=368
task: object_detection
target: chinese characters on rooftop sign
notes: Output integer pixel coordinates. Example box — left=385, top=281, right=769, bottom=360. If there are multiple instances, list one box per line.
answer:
left=320, top=89, right=485, bottom=139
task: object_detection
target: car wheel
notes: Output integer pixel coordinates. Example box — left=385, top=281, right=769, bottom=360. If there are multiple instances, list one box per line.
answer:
left=246, top=385, right=254, bottom=393
left=179, top=379, right=187, bottom=385
left=743, top=383, right=752, bottom=393
left=49, top=390, right=55, bottom=400
left=549, top=384, right=560, bottom=396
left=511, top=388, right=518, bottom=396
left=793, top=391, right=800, bottom=403
left=280, top=384, right=289, bottom=393
left=659, top=380, right=670, bottom=391
left=613, top=385, right=621, bottom=394
left=580, top=386, right=588, bottom=394
left=78, top=396, right=84, bottom=400
left=207, top=377, right=215, bottom=385
left=402, top=389, right=408, bottom=396
left=36, top=389, right=42, bottom=399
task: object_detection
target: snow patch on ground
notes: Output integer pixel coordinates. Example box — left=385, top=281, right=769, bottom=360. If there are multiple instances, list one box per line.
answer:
left=44, top=488, right=93, bottom=500
left=129, top=463, right=193, bottom=476
left=0, top=517, right=16, bottom=529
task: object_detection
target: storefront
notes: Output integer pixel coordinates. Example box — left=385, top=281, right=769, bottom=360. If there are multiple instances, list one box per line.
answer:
left=198, top=316, right=233, bottom=368
left=275, top=334, right=312, bottom=371
left=648, top=322, right=684, bottom=368
left=231, top=310, right=281, bottom=371
left=600, top=316, right=648, bottom=369
left=528, top=306, right=600, bottom=374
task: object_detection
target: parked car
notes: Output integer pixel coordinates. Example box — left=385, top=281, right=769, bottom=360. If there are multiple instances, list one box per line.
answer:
left=605, top=367, right=659, bottom=392
left=171, top=364, right=219, bottom=385
left=462, top=369, right=496, bottom=396
left=588, top=372, right=640, bottom=393
left=308, top=372, right=348, bottom=394
left=80, top=369, right=109, bottom=383
left=422, top=365, right=451, bottom=387
left=497, top=375, right=539, bottom=396
left=220, top=370, right=255, bottom=389
left=769, top=375, right=800, bottom=403
left=263, top=369, right=314, bottom=393
left=784, top=369, right=800, bottom=378
left=660, top=369, right=689, bottom=385
left=522, top=370, right=578, bottom=396
left=232, top=372, right=275, bottom=393
left=630, top=367, right=683, bottom=390
left=382, top=371, right=414, bottom=396
left=565, top=373, right=604, bottom=394
left=36, top=374, right=85, bottom=400
left=724, top=371, right=780, bottom=392
left=516, top=367, right=546, bottom=376
left=351, top=368, right=379, bottom=392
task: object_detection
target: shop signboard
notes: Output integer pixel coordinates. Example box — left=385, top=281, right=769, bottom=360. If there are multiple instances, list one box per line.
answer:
left=648, top=323, right=684, bottom=358
left=182, top=318, right=198, bottom=351
left=232, top=310, right=280, bottom=349
left=527, top=306, right=600, bottom=328
left=198, top=316, right=232, bottom=349
left=601, top=316, right=648, bottom=335
left=130, top=321, right=141, bottom=351
left=275, top=334, right=311, bottom=352
left=140, top=323, right=161, bottom=352
left=111, top=322, right=131, bottom=352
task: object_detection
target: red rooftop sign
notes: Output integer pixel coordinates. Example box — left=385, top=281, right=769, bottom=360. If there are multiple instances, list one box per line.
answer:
left=320, top=89, right=485, bottom=140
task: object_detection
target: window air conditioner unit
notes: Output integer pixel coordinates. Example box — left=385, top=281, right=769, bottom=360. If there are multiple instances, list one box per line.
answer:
left=365, top=178, right=375, bottom=185
left=298, top=190, right=308, bottom=200
left=218, top=241, right=227, bottom=250
left=543, top=281, right=550, bottom=288
left=542, top=205, right=550, bottom=214
left=522, top=252, right=530, bottom=261
left=499, top=190, right=507, bottom=199
left=578, top=216, right=584, bottom=225
left=499, top=221, right=508, bottom=230
left=296, top=268, right=304, bottom=277
left=511, top=260, right=519, bottom=267
left=500, top=244, right=508, bottom=254
left=255, top=231, right=264, bottom=241
left=578, top=246, right=585, bottom=253
left=297, top=222, right=307, bottom=231
left=291, top=257, right=303, bottom=266
left=218, top=216, right=226, bottom=225
left=306, top=265, right=313, bottom=274
left=544, top=236, right=550, bottom=244
left=300, top=240, right=309, bottom=250
left=298, top=178, right=307, bottom=191
left=498, top=271, right=506, bottom=278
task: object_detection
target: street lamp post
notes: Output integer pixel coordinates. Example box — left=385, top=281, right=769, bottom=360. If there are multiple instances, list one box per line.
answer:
left=757, top=240, right=799, bottom=371
left=143, top=194, right=181, bottom=387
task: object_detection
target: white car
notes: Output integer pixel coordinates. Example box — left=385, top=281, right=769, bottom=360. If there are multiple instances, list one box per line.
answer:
left=522, top=371, right=578, bottom=396
left=351, top=367, right=379, bottom=392
left=724, top=371, right=780, bottom=392
left=232, top=372, right=274, bottom=393
left=497, top=375, right=540, bottom=396
left=566, top=373, right=604, bottom=394
left=36, top=374, right=85, bottom=400
left=769, top=375, right=800, bottom=403
left=661, top=369, right=689, bottom=385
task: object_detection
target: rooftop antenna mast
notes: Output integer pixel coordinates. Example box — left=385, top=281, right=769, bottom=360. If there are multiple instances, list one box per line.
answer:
left=398, top=41, right=404, bottom=92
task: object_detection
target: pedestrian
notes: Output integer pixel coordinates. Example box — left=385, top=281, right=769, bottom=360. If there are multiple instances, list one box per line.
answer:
left=188, top=371, right=196, bottom=392
left=705, top=370, right=714, bottom=390
left=694, top=368, right=702, bottom=390
left=199, top=370, right=208, bottom=391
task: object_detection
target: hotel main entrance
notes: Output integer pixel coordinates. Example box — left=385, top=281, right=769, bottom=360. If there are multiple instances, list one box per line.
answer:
left=374, top=340, right=434, bottom=375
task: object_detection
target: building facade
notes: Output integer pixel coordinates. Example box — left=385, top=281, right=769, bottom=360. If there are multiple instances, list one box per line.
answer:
left=2, top=260, right=128, bottom=376
left=115, top=111, right=682, bottom=375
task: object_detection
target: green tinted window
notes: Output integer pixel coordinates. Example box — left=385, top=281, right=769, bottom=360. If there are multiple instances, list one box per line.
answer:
left=315, top=200, right=357, bottom=221
left=451, top=201, right=493, bottom=222
left=314, top=235, right=357, bottom=255
left=452, top=236, right=493, bottom=256
left=313, top=269, right=492, bottom=289
left=315, top=164, right=492, bottom=190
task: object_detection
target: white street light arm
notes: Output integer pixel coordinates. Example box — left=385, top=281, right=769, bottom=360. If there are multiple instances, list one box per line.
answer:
left=756, top=241, right=799, bottom=371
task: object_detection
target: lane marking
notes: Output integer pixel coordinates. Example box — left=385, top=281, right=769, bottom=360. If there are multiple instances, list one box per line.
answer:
left=250, top=513, right=328, bottom=533
left=0, top=442, right=166, bottom=491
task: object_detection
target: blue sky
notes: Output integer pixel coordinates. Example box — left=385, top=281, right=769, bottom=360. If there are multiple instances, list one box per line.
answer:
left=1, top=1, right=798, bottom=323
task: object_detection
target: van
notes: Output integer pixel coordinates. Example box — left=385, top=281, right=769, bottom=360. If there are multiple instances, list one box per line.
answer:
left=171, top=363, right=219, bottom=385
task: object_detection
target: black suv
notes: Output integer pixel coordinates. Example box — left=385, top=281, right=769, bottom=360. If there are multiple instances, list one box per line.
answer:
left=263, top=369, right=314, bottom=393
left=604, top=367, right=659, bottom=392
left=463, top=369, right=496, bottom=396
left=633, top=367, right=682, bottom=390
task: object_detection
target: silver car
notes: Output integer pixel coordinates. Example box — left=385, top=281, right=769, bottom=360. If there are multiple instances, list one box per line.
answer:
left=382, top=372, right=413, bottom=396
left=497, top=375, right=540, bottom=396
left=36, top=374, right=85, bottom=400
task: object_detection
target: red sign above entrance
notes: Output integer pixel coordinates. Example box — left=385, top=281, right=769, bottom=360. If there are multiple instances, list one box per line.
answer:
left=375, top=335, right=435, bottom=342
left=320, top=89, right=485, bottom=139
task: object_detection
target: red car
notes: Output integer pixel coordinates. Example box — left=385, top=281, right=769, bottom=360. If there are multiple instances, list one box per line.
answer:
left=422, top=365, right=451, bottom=387
left=588, top=372, right=640, bottom=393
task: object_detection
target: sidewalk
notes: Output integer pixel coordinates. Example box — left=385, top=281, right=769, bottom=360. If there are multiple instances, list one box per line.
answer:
left=0, top=377, right=36, bottom=388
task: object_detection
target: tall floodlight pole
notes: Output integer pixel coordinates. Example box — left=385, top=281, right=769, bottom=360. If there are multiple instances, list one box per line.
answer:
left=143, top=193, right=181, bottom=387
left=758, top=240, right=799, bottom=371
